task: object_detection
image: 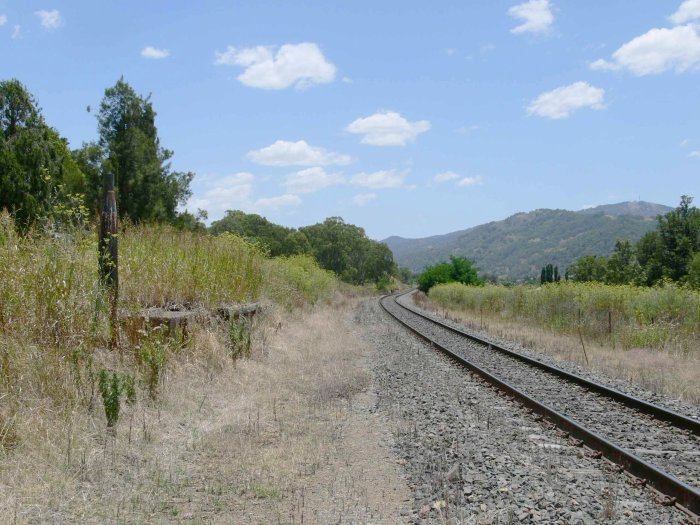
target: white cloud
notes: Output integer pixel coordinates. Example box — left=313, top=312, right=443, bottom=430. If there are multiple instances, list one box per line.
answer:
left=680, top=138, right=691, bottom=146
left=345, top=111, right=431, bottom=146
left=457, top=176, right=483, bottom=187
left=670, top=0, right=700, bottom=24
left=690, top=150, right=700, bottom=158
left=0, top=15, right=7, bottom=26
left=254, top=194, right=302, bottom=209
left=456, top=124, right=480, bottom=134
left=11, top=24, right=20, bottom=39
left=187, top=172, right=255, bottom=218
left=141, top=46, right=170, bottom=59
left=527, top=81, right=605, bottom=119
left=285, top=167, right=345, bottom=194
left=353, top=193, right=377, bottom=206
left=350, top=169, right=407, bottom=189
left=35, top=9, right=63, bottom=30
left=214, top=42, right=336, bottom=90
left=434, top=171, right=460, bottom=183
left=591, top=25, right=700, bottom=76
left=508, top=0, right=554, bottom=35
left=247, top=140, right=351, bottom=167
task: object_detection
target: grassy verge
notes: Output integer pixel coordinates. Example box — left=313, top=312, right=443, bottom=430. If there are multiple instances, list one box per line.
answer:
left=424, top=282, right=700, bottom=404
left=0, top=212, right=341, bottom=519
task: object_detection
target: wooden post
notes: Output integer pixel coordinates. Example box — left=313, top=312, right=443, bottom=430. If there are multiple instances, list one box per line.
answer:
left=99, top=172, right=119, bottom=348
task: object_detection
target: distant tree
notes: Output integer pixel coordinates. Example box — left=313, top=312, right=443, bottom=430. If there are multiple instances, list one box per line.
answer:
left=654, top=195, right=700, bottom=282
left=397, top=266, right=414, bottom=284
left=605, top=239, right=640, bottom=284
left=418, top=262, right=452, bottom=292
left=0, top=79, right=86, bottom=230
left=301, top=217, right=396, bottom=284
left=540, top=264, right=559, bottom=284
left=96, top=78, right=193, bottom=222
left=417, top=256, right=483, bottom=292
left=688, top=252, right=700, bottom=290
left=173, top=208, right=208, bottom=232
left=210, top=210, right=301, bottom=256
left=567, top=255, right=608, bottom=282
left=635, top=230, right=664, bottom=285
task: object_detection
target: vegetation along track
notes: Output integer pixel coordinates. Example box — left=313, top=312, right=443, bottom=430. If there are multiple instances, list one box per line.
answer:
left=380, top=290, right=700, bottom=519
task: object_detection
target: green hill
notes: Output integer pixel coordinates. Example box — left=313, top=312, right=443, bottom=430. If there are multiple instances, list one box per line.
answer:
left=384, top=201, right=672, bottom=281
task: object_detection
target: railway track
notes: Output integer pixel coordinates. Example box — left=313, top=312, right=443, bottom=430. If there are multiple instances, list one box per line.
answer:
left=380, top=290, right=700, bottom=520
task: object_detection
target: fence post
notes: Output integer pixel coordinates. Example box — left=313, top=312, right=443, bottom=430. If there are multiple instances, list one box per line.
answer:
left=99, top=172, right=119, bottom=348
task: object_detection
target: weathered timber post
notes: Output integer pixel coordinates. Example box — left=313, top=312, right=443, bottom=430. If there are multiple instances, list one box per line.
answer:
left=99, top=172, right=119, bottom=348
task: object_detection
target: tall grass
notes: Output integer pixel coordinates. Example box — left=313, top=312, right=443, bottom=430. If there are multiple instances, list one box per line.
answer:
left=429, top=281, right=700, bottom=353
left=263, top=254, right=336, bottom=310
left=0, top=211, right=336, bottom=456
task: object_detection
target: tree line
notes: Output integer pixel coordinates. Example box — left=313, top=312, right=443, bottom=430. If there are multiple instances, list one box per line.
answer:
left=567, top=196, right=700, bottom=289
left=0, top=78, right=399, bottom=286
left=211, top=211, right=398, bottom=285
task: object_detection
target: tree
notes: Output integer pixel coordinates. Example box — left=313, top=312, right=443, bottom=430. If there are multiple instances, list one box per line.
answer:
left=210, top=210, right=299, bottom=256
left=301, top=217, right=396, bottom=284
left=417, top=256, right=483, bottom=293
left=636, top=231, right=664, bottom=286
left=96, top=78, right=193, bottom=222
left=540, top=264, right=559, bottom=284
left=688, top=252, right=700, bottom=290
left=0, top=79, right=86, bottom=230
left=654, top=195, right=700, bottom=282
left=567, top=255, right=608, bottom=282
left=605, top=239, right=639, bottom=284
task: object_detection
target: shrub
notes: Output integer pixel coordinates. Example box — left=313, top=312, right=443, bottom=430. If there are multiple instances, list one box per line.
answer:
left=417, top=256, right=483, bottom=292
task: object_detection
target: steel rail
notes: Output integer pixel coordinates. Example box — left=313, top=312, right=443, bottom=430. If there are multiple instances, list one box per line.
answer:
left=379, top=292, right=700, bottom=518
left=394, top=289, right=700, bottom=435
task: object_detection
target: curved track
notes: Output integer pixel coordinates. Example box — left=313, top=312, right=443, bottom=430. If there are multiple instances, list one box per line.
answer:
left=380, top=290, right=700, bottom=519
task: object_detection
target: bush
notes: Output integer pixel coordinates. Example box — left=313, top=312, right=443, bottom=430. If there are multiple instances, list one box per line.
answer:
left=417, top=256, right=483, bottom=292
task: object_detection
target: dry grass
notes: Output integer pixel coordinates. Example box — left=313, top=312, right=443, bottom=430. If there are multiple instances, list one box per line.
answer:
left=415, top=292, right=700, bottom=405
left=0, top=295, right=407, bottom=523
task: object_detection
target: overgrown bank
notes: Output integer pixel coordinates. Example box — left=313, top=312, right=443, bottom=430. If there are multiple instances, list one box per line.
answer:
left=0, top=213, right=336, bottom=459
left=423, top=282, right=700, bottom=403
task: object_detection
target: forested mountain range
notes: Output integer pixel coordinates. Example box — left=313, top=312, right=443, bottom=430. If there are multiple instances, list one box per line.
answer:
left=384, top=201, right=672, bottom=281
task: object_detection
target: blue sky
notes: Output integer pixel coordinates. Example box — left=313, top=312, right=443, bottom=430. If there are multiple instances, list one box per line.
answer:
left=2, top=1, right=699, bottom=239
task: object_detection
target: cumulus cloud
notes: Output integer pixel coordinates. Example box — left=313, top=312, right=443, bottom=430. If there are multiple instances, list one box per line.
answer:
left=457, top=176, right=483, bottom=187
left=214, top=42, right=336, bottom=89
left=350, top=169, right=407, bottom=189
left=247, top=140, right=351, bottom=167
left=186, top=172, right=255, bottom=218
left=254, top=194, right=302, bottom=209
left=0, top=15, right=7, bottom=26
left=433, top=171, right=460, bottom=183
left=670, top=0, right=700, bottom=24
left=141, top=46, right=170, bottom=59
left=591, top=25, right=700, bottom=75
left=353, top=193, right=377, bottom=206
left=285, top=167, right=345, bottom=194
left=508, top=0, right=554, bottom=35
left=11, top=24, right=20, bottom=39
left=345, top=111, right=431, bottom=146
left=35, top=9, right=63, bottom=30
left=690, top=150, right=700, bottom=158
left=527, top=81, right=605, bottom=119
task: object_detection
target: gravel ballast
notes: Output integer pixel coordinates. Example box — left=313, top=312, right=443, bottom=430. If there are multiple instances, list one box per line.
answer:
left=358, top=298, right=689, bottom=524
left=387, top=293, right=700, bottom=490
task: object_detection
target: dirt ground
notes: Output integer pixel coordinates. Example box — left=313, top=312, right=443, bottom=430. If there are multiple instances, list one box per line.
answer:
left=0, top=296, right=411, bottom=524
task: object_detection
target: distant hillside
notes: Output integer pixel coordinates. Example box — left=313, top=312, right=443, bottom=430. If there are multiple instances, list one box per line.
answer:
left=577, top=201, right=671, bottom=218
left=385, top=201, right=671, bottom=281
